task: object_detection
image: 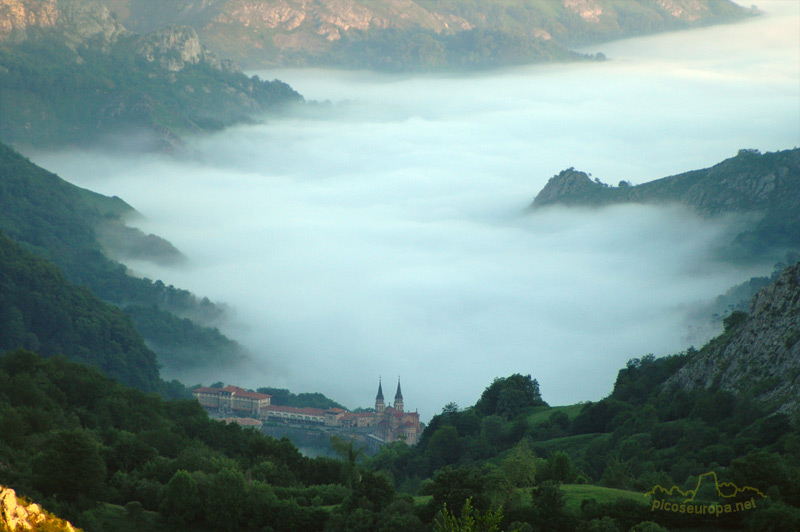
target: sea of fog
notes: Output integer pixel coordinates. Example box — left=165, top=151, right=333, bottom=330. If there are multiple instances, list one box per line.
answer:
left=32, top=1, right=799, bottom=421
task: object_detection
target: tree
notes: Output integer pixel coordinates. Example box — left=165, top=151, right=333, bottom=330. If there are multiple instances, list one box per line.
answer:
left=159, top=470, right=200, bottom=526
left=501, top=440, right=537, bottom=488
left=427, top=425, right=462, bottom=471
left=548, top=451, right=575, bottom=484
left=204, top=469, right=247, bottom=532
left=332, top=435, right=365, bottom=488
left=434, top=498, right=506, bottom=532
left=33, top=429, right=107, bottom=505
left=629, top=522, right=668, bottom=532
left=531, top=481, right=574, bottom=532
left=428, top=467, right=491, bottom=518
left=345, top=470, right=396, bottom=513
left=475, top=374, right=546, bottom=417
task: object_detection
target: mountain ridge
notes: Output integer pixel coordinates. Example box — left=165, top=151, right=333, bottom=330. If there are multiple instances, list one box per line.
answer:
left=4, top=0, right=753, bottom=71
left=529, top=148, right=800, bottom=262
left=0, top=142, right=252, bottom=383
left=0, top=0, right=303, bottom=149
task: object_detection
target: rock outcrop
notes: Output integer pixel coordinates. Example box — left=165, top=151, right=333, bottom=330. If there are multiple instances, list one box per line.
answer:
left=530, top=149, right=800, bottom=214
left=529, top=168, right=605, bottom=208
left=56, top=0, right=128, bottom=48
left=79, top=0, right=750, bottom=69
left=665, top=262, right=800, bottom=419
left=0, top=0, right=58, bottom=42
left=134, top=25, right=239, bottom=73
left=0, top=485, right=77, bottom=532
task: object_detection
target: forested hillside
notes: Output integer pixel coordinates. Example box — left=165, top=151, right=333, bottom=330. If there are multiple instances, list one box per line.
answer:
left=0, top=232, right=160, bottom=391
left=0, top=142, right=251, bottom=379
left=530, top=148, right=800, bottom=263
left=0, top=1, right=302, bottom=149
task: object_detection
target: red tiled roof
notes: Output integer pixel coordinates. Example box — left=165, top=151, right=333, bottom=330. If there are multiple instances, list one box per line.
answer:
left=192, top=387, right=222, bottom=394
left=325, top=408, right=347, bottom=413
left=193, top=385, right=270, bottom=401
left=219, top=386, right=271, bottom=400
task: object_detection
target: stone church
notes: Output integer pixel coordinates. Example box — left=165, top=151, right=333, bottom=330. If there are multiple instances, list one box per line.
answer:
left=371, top=378, right=422, bottom=445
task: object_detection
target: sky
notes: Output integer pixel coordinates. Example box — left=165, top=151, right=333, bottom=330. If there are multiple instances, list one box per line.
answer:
left=32, top=0, right=800, bottom=421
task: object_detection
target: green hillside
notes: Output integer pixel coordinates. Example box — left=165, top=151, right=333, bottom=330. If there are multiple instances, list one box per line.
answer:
left=0, top=142, right=250, bottom=378
left=0, top=14, right=302, bottom=149
left=530, top=148, right=800, bottom=263
left=0, top=232, right=159, bottom=391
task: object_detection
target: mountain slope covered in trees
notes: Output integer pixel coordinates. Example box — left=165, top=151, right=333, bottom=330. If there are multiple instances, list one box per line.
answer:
left=0, top=142, right=252, bottom=379
left=369, top=263, right=800, bottom=531
left=0, top=232, right=160, bottom=391
left=529, top=148, right=800, bottom=263
left=0, top=0, right=302, bottom=149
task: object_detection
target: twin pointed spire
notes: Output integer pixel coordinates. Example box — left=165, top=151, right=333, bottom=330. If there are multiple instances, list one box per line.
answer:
left=375, top=377, right=404, bottom=412
left=376, top=377, right=384, bottom=401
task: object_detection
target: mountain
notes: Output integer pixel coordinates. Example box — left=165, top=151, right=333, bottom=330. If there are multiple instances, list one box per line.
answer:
left=665, top=261, right=800, bottom=418
left=529, top=148, right=800, bottom=262
left=0, top=230, right=161, bottom=391
left=15, top=0, right=752, bottom=71
left=0, top=0, right=302, bottom=149
left=0, top=142, right=252, bottom=381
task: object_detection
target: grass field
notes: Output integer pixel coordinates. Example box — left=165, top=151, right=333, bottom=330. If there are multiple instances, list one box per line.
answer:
left=525, top=403, right=585, bottom=425
left=560, top=483, right=649, bottom=512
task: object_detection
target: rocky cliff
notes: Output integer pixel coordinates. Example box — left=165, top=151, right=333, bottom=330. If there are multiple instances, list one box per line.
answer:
left=74, top=0, right=751, bottom=69
left=665, top=262, right=800, bottom=419
left=0, top=485, right=78, bottom=531
left=134, top=24, right=239, bottom=73
left=0, top=0, right=58, bottom=42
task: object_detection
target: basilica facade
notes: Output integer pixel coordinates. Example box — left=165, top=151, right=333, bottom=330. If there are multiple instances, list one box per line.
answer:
left=371, top=378, right=422, bottom=445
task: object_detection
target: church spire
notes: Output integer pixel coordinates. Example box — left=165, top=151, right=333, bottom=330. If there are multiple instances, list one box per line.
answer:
left=394, top=377, right=404, bottom=412
left=375, top=377, right=385, bottom=413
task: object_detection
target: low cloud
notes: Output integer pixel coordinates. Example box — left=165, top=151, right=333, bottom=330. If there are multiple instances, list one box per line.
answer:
left=32, top=1, right=798, bottom=420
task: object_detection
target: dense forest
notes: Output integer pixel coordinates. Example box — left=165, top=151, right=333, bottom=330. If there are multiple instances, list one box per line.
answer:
left=0, top=22, right=302, bottom=149
left=1, top=340, right=798, bottom=531
left=0, top=142, right=251, bottom=379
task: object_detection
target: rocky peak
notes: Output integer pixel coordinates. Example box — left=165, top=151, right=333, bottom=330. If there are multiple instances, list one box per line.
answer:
left=0, top=485, right=77, bottom=531
left=0, top=0, right=58, bottom=42
left=529, top=167, right=604, bottom=208
left=665, top=262, right=800, bottom=418
left=57, top=1, right=129, bottom=49
left=134, top=24, right=239, bottom=72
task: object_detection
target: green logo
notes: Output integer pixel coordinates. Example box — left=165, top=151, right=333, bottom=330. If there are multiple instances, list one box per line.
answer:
left=645, top=471, right=766, bottom=517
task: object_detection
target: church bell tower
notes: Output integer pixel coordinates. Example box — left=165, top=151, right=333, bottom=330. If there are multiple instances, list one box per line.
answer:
left=375, top=378, right=385, bottom=413
left=394, top=378, right=404, bottom=412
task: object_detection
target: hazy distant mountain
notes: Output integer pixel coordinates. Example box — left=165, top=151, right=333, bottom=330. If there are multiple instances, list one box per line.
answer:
left=0, top=0, right=302, bottom=148
left=529, top=148, right=800, bottom=262
left=68, top=0, right=752, bottom=70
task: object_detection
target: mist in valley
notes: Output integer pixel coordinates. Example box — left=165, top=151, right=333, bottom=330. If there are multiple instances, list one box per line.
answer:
left=32, top=1, right=799, bottom=421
